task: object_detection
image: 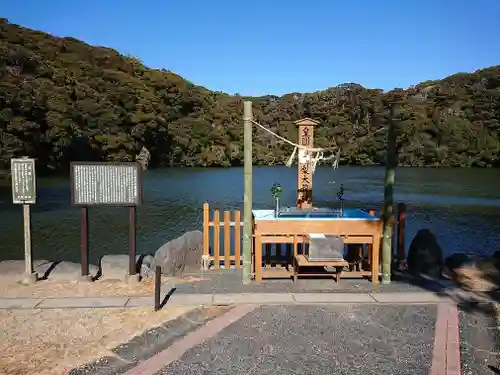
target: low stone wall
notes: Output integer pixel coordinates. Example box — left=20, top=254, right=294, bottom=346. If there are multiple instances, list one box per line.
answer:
left=0, top=230, right=204, bottom=282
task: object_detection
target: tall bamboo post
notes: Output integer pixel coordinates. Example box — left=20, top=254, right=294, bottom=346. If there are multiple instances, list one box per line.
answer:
left=381, top=102, right=399, bottom=284
left=242, top=101, right=253, bottom=284
left=294, top=118, right=320, bottom=209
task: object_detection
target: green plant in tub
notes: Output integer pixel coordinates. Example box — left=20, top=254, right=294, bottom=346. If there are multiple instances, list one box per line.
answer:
left=270, top=183, right=283, bottom=217
left=336, top=184, right=345, bottom=201
left=336, top=183, right=345, bottom=215
left=270, top=183, right=283, bottom=198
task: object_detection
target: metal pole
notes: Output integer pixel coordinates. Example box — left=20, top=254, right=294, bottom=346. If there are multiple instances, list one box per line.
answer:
left=381, top=103, right=398, bottom=284
left=154, top=265, right=161, bottom=311
left=81, top=206, right=89, bottom=278
left=129, top=206, right=137, bottom=276
left=242, top=101, right=253, bottom=284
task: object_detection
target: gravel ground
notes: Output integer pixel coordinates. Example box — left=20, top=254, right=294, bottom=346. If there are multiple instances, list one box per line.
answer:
left=177, top=268, right=439, bottom=294
left=459, top=303, right=500, bottom=375
left=0, top=306, right=195, bottom=375
left=67, top=306, right=232, bottom=375
left=157, top=304, right=437, bottom=375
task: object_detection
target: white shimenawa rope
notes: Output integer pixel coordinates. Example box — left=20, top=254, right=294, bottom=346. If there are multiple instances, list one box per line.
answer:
left=245, top=118, right=340, bottom=172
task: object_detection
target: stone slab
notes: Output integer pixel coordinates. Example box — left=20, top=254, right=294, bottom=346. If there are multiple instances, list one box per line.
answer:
left=292, top=292, right=376, bottom=303
left=126, top=296, right=154, bottom=307
left=167, top=293, right=214, bottom=306
left=36, top=297, right=129, bottom=308
left=212, top=293, right=294, bottom=305
left=0, top=298, right=41, bottom=309
left=371, top=292, right=449, bottom=303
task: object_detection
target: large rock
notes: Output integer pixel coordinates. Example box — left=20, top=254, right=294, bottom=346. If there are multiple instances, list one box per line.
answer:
left=454, top=258, right=498, bottom=291
left=0, top=260, right=98, bottom=281
left=0, top=259, right=54, bottom=278
left=491, top=250, right=500, bottom=268
left=406, top=229, right=443, bottom=277
left=47, top=261, right=99, bottom=281
left=443, top=252, right=470, bottom=277
left=443, top=252, right=500, bottom=291
left=99, top=254, right=153, bottom=281
left=154, top=230, right=203, bottom=276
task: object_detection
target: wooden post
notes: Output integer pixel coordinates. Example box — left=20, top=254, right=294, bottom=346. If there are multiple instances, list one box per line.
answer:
left=203, top=203, right=209, bottom=257
left=234, top=210, right=241, bottom=268
left=265, top=244, right=272, bottom=268
left=294, top=118, right=320, bottom=209
left=381, top=103, right=399, bottom=284
left=154, top=265, right=161, bottom=311
left=224, top=211, right=231, bottom=268
left=80, top=206, right=90, bottom=279
left=129, top=206, right=137, bottom=278
left=213, top=210, right=220, bottom=268
left=397, top=203, right=407, bottom=269
left=243, top=101, right=253, bottom=284
left=275, top=243, right=282, bottom=266
left=22, top=204, right=36, bottom=284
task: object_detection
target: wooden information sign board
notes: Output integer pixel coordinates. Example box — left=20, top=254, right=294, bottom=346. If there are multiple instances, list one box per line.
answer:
left=70, top=162, right=143, bottom=279
left=11, top=158, right=36, bottom=204
left=10, top=157, right=37, bottom=283
left=71, top=162, right=142, bottom=206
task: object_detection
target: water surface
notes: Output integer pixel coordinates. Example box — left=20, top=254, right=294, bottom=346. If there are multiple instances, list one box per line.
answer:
left=0, top=166, right=499, bottom=264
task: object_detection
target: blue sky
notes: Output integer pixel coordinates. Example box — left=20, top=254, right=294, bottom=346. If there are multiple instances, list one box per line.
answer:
left=2, top=0, right=499, bottom=96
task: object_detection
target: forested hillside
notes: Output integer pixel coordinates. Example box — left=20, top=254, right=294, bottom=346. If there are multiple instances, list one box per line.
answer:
left=1, top=18, right=500, bottom=176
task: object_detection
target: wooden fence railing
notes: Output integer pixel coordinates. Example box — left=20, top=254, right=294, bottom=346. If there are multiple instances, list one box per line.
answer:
left=203, top=202, right=242, bottom=269
left=202, top=202, right=407, bottom=270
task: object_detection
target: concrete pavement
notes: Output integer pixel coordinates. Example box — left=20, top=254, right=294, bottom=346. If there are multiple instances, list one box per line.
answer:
left=0, top=291, right=473, bottom=309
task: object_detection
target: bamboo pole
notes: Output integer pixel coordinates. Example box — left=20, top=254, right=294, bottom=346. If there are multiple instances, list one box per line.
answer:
left=381, top=103, right=398, bottom=284
left=243, top=101, right=253, bottom=284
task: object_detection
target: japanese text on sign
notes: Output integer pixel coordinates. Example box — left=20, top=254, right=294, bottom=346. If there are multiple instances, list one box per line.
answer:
left=300, top=127, right=310, bottom=146
left=71, top=162, right=141, bottom=206
left=11, top=158, right=36, bottom=204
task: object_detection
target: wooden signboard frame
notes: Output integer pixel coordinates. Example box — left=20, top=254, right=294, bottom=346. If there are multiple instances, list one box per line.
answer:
left=70, top=162, right=143, bottom=279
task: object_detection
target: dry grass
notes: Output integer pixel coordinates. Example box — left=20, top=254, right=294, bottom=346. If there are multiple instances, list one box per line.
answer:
left=0, top=306, right=196, bottom=375
left=0, top=276, right=207, bottom=298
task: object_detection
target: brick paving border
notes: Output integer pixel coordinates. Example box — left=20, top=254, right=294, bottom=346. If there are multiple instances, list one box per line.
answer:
left=120, top=304, right=258, bottom=375
left=431, top=303, right=461, bottom=375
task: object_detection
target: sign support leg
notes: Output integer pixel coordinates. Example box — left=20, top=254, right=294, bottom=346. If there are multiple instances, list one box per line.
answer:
left=80, top=206, right=91, bottom=281
left=21, top=204, right=37, bottom=284
left=129, top=206, right=139, bottom=283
